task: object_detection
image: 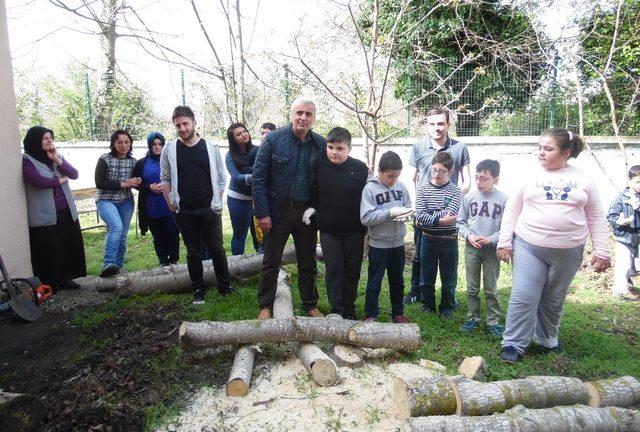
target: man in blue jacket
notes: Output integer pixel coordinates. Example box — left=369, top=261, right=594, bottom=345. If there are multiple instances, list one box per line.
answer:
left=252, top=97, right=326, bottom=319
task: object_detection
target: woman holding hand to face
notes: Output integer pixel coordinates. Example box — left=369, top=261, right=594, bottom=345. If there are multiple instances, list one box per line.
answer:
left=22, top=126, right=86, bottom=292
left=95, top=129, right=140, bottom=277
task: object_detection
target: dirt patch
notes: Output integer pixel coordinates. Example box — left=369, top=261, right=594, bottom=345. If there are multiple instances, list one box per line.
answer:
left=0, top=299, right=232, bottom=431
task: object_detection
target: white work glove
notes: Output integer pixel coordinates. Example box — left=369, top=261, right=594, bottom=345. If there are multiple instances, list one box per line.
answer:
left=617, top=212, right=634, bottom=226
left=302, top=207, right=316, bottom=225
left=389, top=207, right=413, bottom=218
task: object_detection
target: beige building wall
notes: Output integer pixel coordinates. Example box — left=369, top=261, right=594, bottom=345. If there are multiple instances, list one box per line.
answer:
left=0, top=0, right=32, bottom=277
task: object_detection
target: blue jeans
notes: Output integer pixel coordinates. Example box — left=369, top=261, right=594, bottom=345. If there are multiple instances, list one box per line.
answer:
left=419, top=234, right=458, bottom=313
left=97, top=198, right=134, bottom=267
left=227, top=196, right=260, bottom=255
left=364, top=245, right=405, bottom=318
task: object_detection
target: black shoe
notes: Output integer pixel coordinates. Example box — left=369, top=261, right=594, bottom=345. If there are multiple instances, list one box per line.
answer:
left=529, top=342, right=563, bottom=355
left=501, top=345, right=522, bottom=364
left=99, top=264, right=120, bottom=278
left=440, top=310, right=455, bottom=320
left=60, top=280, right=81, bottom=290
left=421, top=305, right=436, bottom=314
left=193, top=289, right=206, bottom=305
left=218, top=285, right=234, bottom=296
left=403, top=292, right=420, bottom=304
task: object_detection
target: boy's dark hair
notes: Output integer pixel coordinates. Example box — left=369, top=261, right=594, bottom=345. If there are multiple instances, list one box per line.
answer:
left=432, top=151, right=453, bottom=170
left=326, top=127, right=352, bottom=146
left=172, top=105, right=196, bottom=121
left=378, top=151, right=402, bottom=172
left=476, top=159, right=500, bottom=177
left=542, top=127, right=585, bottom=159
left=629, top=165, right=640, bottom=179
left=109, top=129, right=133, bottom=158
left=261, top=122, right=276, bottom=131
left=426, top=106, right=450, bottom=123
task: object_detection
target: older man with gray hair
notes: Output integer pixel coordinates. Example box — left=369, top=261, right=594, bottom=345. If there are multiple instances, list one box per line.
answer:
left=252, top=97, right=327, bottom=320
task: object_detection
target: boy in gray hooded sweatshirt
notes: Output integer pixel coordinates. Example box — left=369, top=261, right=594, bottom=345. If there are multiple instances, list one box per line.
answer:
left=360, top=151, right=413, bottom=323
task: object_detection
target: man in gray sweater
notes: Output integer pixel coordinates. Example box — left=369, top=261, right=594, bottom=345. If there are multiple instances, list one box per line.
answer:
left=456, top=159, right=507, bottom=337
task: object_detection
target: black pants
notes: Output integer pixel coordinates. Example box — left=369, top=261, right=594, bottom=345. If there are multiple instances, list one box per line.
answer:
left=147, top=215, right=180, bottom=265
left=174, top=208, right=230, bottom=292
left=319, top=231, right=365, bottom=319
left=258, top=205, right=318, bottom=311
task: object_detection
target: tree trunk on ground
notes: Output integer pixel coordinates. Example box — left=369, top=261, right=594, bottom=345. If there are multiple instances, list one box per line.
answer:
left=409, top=405, right=640, bottom=432
left=179, top=317, right=422, bottom=350
left=450, top=376, right=506, bottom=416
left=326, top=314, right=364, bottom=368
left=81, top=246, right=296, bottom=295
left=394, top=376, right=457, bottom=419
left=273, top=271, right=338, bottom=387
left=0, top=391, right=43, bottom=432
left=226, top=345, right=256, bottom=397
left=523, top=376, right=588, bottom=408
left=587, top=376, right=640, bottom=408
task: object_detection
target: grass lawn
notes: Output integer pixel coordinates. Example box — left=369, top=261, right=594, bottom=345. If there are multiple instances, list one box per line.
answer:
left=78, top=208, right=640, bottom=429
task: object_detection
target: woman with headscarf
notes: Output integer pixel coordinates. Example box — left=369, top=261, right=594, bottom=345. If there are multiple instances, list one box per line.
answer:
left=22, top=126, right=86, bottom=291
left=95, top=129, right=140, bottom=277
left=132, top=132, right=180, bottom=266
left=225, top=122, right=261, bottom=255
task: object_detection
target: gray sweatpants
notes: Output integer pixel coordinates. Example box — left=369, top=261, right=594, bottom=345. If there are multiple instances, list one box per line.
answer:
left=502, top=236, right=584, bottom=353
left=465, top=243, right=501, bottom=326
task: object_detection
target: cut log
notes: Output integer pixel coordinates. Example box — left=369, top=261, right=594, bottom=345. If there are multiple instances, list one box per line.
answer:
left=494, top=377, right=546, bottom=410
left=226, top=345, right=257, bottom=397
left=524, top=375, right=588, bottom=407
left=326, top=314, right=363, bottom=368
left=273, top=270, right=338, bottom=387
left=587, top=376, right=640, bottom=408
left=179, top=317, right=422, bottom=350
left=83, top=245, right=297, bottom=295
left=0, top=391, right=43, bottom=432
left=409, top=405, right=640, bottom=432
left=450, top=376, right=506, bottom=416
left=458, top=356, right=486, bottom=380
left=394, top=376, right=457, bottom=419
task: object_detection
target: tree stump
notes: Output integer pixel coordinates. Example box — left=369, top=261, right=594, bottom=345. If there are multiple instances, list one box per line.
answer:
left=587, top=376, right=640, bottom=408
left=394, top=376, right=457, bottom=419
left=0, top=391, right=42, bottom=432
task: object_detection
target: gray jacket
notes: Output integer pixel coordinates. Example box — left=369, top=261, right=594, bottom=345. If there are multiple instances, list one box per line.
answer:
left=160, top=139, right=226, bottom=214
left=360, top=177, right=412, bottom=248
left=23, top=153, right=78, bottom=227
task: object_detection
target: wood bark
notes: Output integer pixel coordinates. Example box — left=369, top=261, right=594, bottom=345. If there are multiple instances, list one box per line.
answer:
left=587, top=376, right=640, bottom=408
left=0, top=391, right=43, bottom=432
left=326, top=314, right=364, bottom=368
left=394, top=376, right=457, bottom=419
left=450, top=376, right=506, bottom=416
left=226, top=345, right=256, bottom=397
left=179, top=317, right=422, bottom=350
left=273, top=271, right=338, bottom=387
left=409, top=405, right=640, bottom=432
left=83, top=245, right=296, bottom=295
left=523, top=376, right=588, bottom=408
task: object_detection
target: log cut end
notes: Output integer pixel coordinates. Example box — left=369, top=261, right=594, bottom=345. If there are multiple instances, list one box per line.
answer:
left=329, top=344, right=364, bottom=368
left=226, top=378, right=249, bottom=397
left=310, top=358, right=339, bottom=387
left=587, top=382, right=603, bottom=407
left=393, top=377, right=411, bottom=419
left=178, top=322, right=189, bottom=347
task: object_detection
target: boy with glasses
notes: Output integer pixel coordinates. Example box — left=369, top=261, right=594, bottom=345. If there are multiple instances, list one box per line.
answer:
left=414, top=152, right=462, bottom=319
left=457, top=160, right=507, bottom=337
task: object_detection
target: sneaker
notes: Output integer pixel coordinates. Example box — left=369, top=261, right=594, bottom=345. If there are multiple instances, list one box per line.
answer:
left=403, top=293, right=420, bottom=304
left=459, top=319, right=480, bottom=333
left=99, top=264, right=120, bottom=278
left=218, top=285, right=234, bottom=296
left=529, top=341, right=562, bottom=355
left=365, top=317, right=377, bottom=322
left=307, top=308, right=324, bottom=318
left=193, top=290, right=206, bottom=305
left=440, top=310, right=454, bottom=320
left=392, top=315, right=411, bottom=324
left=421, top=305, right=436, bottom=314
left=487, top=324, right=504, bottom=339
left=501, top=345, right=522, bottom=364
left=258, top=308, right=272, bottom=320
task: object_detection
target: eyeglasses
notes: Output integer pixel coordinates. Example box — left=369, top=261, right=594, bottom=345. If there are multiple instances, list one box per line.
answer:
left=431, top=167, right=448, bottom=175
left=475, top=175, right=494, bottom=182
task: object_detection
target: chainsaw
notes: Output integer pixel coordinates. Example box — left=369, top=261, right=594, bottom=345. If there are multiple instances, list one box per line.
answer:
left=0, top=253, right=52, bottom=322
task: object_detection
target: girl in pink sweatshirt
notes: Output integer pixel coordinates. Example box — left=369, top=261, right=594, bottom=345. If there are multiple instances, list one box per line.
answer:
left=496, top=128, right=611, bottom=364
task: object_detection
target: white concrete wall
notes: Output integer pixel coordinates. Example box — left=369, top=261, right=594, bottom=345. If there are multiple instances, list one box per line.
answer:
left=0, top=0, right=32, bottom=277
